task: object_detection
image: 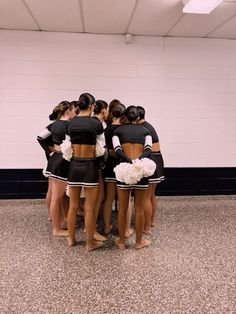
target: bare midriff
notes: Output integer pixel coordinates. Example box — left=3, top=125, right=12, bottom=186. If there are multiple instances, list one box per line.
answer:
left=152, top=142, right=160, bottom=152
left=72, top=144, right=96, bottom=158
left=122, top=143, right=143, bottom=160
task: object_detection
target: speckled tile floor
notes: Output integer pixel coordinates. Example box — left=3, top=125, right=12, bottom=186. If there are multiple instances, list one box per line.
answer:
left=0, top=195, right=235, bottom=314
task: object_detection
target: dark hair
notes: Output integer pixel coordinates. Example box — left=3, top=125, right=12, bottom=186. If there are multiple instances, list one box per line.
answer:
left=109, top=99, right=121, bottom=110
left=136, top=106, right=145, bottom=120
left=125, top=106, right=138, bottom=122
left=93, top=100, right=108, bottom=115
left=78, top=93, right=95, bottom=110
left=106, top=99, right=122, bottom=125
left=70, top=100, right=79, bottom=114
left=111, top=103, right=126, bottom=118
left=49, top=101, right=72, bottom=120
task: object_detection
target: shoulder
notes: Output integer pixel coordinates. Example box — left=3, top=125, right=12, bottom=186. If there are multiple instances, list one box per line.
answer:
left=140, top=124, right=150, bottom=135
left=46, top=122, right=54, bottom=131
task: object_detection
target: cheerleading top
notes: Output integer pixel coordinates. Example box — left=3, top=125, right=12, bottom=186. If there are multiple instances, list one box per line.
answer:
left=68, top=116, right=103, bottom=145
left=104, top=124, right=121, bottom=150
left=140, top=121, right=159, bottom=143
left=37, top=120, right=69, bottom=155
left=112, top=123, right=152, bottom=163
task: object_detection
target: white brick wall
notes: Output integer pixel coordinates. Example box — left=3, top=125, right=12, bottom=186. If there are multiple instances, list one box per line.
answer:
left=0, top=30, right=236, bottom=168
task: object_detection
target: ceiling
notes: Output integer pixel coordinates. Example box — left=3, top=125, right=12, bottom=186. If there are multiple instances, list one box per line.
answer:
left=0, top=0, right=236, bottom=39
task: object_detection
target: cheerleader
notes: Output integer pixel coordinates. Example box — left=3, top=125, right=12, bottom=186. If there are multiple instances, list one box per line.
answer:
left=106, top=99, right=122, bottom=126
left=37, top=120, right=54, bottom=220
left=67, top=93, right=104, bottom=252
left=137, top=106, right=165, bottom=233
left=92, top=100, right=108, bottom=242
left=112, top=106, right=152, bottom=249
left=37, top=101, right=76, bottom=236
left=103, top=103, right=126, bottom=234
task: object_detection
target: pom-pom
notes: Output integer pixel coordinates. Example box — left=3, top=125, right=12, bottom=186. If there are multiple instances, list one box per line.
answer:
left=96, top=139, right=105, bottom=157
left=65, top=185, right=70, bottom=197
left=65, top=185, right=85, bottom=198
left=60, top=135, right=73, bottom=161
left=114, top=162, right=138, bottom=184
left=114, top=158, right=156, bottom=185
left=133, top=158, right=156, bottom=177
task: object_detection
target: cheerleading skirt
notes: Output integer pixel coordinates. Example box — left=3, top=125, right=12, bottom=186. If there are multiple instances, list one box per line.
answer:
left=67, top=157, right=99, bottom=188
left=116, top=177, right=149, bottom=190
left=104, top=155, right=120, bottom=183
left=45, top=151, right=69, bottom=181
left=148, top=151, right=165, bottom=184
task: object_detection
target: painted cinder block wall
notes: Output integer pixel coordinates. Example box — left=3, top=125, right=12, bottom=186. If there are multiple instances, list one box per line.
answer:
left=0, top=30, right=236, bottom=170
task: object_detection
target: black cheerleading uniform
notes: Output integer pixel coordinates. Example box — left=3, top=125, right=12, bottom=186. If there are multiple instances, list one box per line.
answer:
left=104, top=124, right=121, bottom=182
left=37, top=123, right=54, bottom=160
left=140, top=121, right=165, bottom=184
left=112, top=123, right=152, bottom=189
left=37, top=120, right=70, bottom=181
left=67, top=116, right=104, bottom=187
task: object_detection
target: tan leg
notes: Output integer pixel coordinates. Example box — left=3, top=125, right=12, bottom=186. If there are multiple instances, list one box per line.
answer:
left=84, top=187, right=103, bottom=252
left=46, top=178, right=52, bottom=220
left=125, top=196, right=134, bottom=238
left=151, top=183, right=157, bottom=227
left=103, top=182, right=116, bottom=234
left=50, top=178, right=68, bottom=237
left=92, top=174, right=106, bottom=241
left=143, top=184, right=153, bottom=235
left=67, top=186, right=81, bottom=245
left=134, top=189, right=151, bottom=249
left=116, top=189, right=130, bottom=249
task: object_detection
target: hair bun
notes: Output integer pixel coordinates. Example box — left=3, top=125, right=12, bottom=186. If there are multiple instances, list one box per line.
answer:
left=49, top=109, right=58, bottom=120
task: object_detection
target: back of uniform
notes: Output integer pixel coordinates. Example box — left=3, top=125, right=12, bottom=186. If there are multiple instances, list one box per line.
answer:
left=104, top=124, right=121, bottom=182
left=67, top=116, right=104, bottom=187
left=112, top=123, right=152, bottom=189
left=141, top=121, right=165, bottom=184
left=47, top=120, right=69, bottom=181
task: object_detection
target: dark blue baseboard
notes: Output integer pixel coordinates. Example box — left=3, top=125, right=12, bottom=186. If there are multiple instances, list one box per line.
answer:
left=0, top=168, right=236, bottom=199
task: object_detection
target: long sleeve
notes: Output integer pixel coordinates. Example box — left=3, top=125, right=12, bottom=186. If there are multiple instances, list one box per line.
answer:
left=112, top=135, right=132, bottom=163
left=37, top=128, right=52, bottom=156
left=138, top=135, right=152, bottom=159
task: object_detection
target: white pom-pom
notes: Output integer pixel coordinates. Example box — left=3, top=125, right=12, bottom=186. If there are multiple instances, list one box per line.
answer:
left=96, top=139, right=105, bottom=157
left=80, top=186, right=85, bottom=198
left=65, top=185, right=70, bottom=197
left=114, top=158, right=156, bottom=185
left=66, top=185, right=85, bottom=198
left=114, top=162, right=140, bottom=185
left=95, top=142, right=105, bottom=157
left=60, top=135, right=73, bottom=161
left=135, top=158, right=156, bottom=177
left=114, top=163, right=137, bottom=184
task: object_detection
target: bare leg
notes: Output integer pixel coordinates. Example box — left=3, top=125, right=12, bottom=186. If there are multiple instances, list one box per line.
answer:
left=151, top=183, right=157, bottom=227
left=46, top=178, right=52, bottom=220
left=84, top=187, right=103, bottom=252
left=67, top=186, right=81, bottom=245
left=143, top=184, right=153, bottom=235
left=134, top=189, right=151, bottom=249
left=103, top=182, right=116, bottom=234
left=93, top=173, right=106, bottom=241
left=50, top=178, right=68, bottom=237
left=116, top=189, right=130, bottom=249
left=125, top=196, right=134, bottom=238
left=62, top=194, right=69, bottom=223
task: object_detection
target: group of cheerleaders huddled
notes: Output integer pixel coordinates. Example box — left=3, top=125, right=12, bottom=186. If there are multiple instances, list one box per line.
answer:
left=37, top=93, right=164, bottom=252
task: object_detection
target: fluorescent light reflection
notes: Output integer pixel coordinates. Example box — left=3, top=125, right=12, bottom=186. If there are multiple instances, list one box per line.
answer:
left=183, top=0, right=224, bottom=14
